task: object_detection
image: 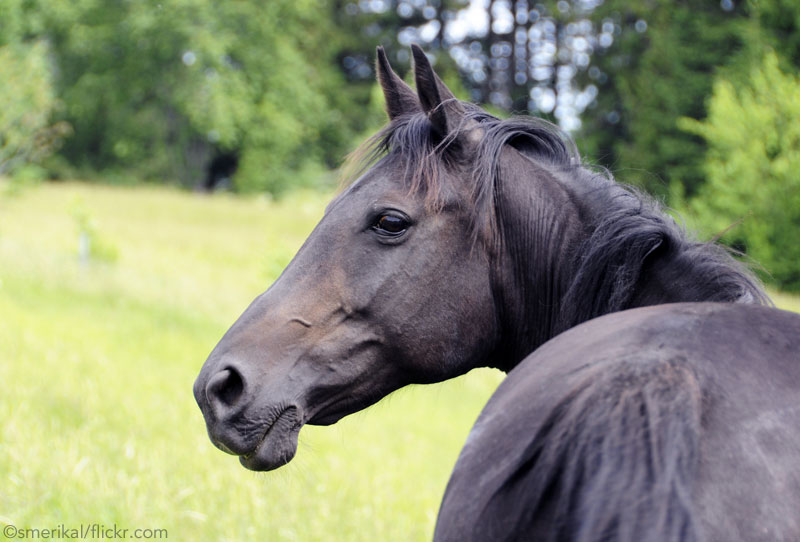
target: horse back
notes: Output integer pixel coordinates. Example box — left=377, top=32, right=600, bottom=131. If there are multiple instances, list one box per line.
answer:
left=435, top=302, right=800, bottom=542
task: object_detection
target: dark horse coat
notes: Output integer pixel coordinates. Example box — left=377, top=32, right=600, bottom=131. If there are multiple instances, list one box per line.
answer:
left=436, top=303, right=800, bottom=542
left=194, top=46, right=800, bottom=541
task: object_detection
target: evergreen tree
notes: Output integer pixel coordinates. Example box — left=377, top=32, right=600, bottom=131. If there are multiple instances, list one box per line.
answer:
left=680, top=52, right=800, bottom=291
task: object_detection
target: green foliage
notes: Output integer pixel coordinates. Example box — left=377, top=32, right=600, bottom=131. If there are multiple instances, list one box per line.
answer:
left=0, top=182, right=504, bottom=541
left=3, top=0, right=799, bottom=203
left=2, top=0, right=359, bottom=192
left=2, top=165, right=47, bottom=198
left=579, top=0, right=747, bottom=199
left=749, top=0, right=800, bottom=66
left=0, top=40, right=70, bottom=177
left=679, top=52, right=800, bottom=291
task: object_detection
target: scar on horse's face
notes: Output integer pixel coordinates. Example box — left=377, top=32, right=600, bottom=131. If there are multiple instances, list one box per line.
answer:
left=193, top=46, right=498, bottom=471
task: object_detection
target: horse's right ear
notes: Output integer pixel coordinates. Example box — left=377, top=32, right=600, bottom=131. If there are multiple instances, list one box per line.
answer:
left=410, top=44, right=466, bottom=139
left=376, top=46, right=419, bottom=120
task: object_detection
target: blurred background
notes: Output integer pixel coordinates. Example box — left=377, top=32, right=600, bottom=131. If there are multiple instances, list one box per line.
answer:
left=1, top=1, right=799, bottom=541
left=3, top=0, right=800, bottom=288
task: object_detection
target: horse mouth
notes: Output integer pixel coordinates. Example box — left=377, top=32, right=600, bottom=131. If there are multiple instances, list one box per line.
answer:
left=239, top=406, right=303, bottom=471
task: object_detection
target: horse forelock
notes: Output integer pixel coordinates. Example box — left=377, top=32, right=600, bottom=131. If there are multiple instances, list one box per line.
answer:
left=338, top=101, right=579, bottom=233
left=338, top=111, right=450, bottom=212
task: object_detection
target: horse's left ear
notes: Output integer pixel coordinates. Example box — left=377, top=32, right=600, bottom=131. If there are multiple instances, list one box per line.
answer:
left=376, top=46, right=419, bottom=120
left=411, top=45, right=465, bottom=138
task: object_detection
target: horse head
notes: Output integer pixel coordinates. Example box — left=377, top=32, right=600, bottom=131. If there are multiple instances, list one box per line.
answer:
left=194, top=46, right=506, bottom=471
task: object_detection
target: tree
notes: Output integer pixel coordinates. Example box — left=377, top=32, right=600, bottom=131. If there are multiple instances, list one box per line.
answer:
left=679, top=52, right=800, bottom=291
left=574, top=0, right=748, bottom=199
left=750, top=0, right=800, bottom=66
left=4, top=0, right=357, bottom=193
left=0, top=40, right=69, bottom=178
left=3, top=0, right=792, bottom=204
left=332, top=0, right=724, bottom=199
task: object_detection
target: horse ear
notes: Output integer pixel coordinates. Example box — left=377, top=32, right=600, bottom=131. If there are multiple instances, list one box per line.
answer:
left=376, top=46, right=419, bottom=120
left=410, top=44, right=465, bottom=137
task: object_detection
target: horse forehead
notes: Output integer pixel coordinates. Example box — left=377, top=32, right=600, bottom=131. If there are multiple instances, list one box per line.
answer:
left=328, top=173, right=424, bottom=215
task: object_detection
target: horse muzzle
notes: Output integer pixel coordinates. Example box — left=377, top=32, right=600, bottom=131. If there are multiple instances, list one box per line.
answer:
left=194, top=364, right=305, bottom=471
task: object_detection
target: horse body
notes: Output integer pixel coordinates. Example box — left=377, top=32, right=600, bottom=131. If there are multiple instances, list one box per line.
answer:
left=193, top=46, right=799, bottom=540
left=436, top=303, right=800, bottom=542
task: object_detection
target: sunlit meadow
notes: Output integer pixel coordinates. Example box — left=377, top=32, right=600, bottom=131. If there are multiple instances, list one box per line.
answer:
left=0, top=181, right=503, bottom=542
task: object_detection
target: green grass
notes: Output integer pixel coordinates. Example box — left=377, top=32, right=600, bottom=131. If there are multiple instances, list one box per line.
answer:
left=769, top=289, right=800, bottom=313
left=0, top=181, right=503, bottom=542
left=1, top=181, right=798, bottom=542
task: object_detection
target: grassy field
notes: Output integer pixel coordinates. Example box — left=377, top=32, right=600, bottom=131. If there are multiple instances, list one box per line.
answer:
left=0, top=181, right=504, bottom=542
left=1, top=181, right=798, bottom=542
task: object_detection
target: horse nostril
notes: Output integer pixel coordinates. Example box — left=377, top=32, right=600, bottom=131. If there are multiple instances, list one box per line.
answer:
left=206, top=367, right=246, bottom=414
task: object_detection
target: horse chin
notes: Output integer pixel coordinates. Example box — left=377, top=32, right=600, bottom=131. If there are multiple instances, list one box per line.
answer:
left=306, top=411, right=346, bottom=426
left=238, top=406, right=303, bottom=472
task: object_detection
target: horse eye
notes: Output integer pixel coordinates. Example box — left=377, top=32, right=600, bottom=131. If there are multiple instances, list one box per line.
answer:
left=374, top=214, right=409, bottom=235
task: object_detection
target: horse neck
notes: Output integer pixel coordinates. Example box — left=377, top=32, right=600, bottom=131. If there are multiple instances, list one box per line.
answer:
left=489, top=154, right=582, bottom=372
left=490, top=156, right=767, bottom=372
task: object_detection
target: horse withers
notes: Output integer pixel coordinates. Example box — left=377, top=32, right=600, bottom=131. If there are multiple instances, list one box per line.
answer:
left=194, top=45, right=800, bottom=541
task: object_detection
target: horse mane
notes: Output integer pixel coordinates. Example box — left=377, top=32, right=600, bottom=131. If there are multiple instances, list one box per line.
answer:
left=342, top=103, right=770, bottom=329
left=555, top=179, right=772, bottom=330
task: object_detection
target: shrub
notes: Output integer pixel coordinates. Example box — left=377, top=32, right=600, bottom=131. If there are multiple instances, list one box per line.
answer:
left=679, top=52, right=800, bottom=291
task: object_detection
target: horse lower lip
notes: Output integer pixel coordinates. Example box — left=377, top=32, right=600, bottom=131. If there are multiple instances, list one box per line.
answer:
left=237, top=407, right=302, bottom=471
left=250, top=410, right=287, bottom=454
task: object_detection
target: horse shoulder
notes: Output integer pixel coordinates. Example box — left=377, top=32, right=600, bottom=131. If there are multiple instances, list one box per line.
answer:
left=435, top=302, right=800, bottom=542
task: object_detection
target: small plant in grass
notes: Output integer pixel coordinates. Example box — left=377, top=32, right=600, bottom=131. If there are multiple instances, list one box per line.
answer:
left=70, top=198, right=119, bottom=264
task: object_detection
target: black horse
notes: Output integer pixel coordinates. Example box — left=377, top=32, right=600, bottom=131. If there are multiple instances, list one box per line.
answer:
left=194, top=46, right=800, bottom=541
